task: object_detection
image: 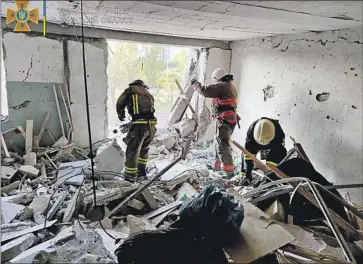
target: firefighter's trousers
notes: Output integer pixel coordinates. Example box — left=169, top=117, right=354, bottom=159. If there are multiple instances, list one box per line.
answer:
left=124, top=122, right=156, bottom=177
left=215, top=119, right=236, bottom=171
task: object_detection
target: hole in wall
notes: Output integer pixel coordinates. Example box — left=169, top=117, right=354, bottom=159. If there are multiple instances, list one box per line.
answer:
left=316, top=92, right=330, bottom=102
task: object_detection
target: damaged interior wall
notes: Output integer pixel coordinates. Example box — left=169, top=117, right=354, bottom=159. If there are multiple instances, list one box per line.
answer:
left=230, top=27, right=363, bottom=204
left=1, top=32, right=109, bottom=148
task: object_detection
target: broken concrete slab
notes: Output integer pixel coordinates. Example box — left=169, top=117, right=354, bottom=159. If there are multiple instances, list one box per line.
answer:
left=225, top=189, right=295, bottom=263
left=154, top=160, right=194, bottom=182
left=56, top=160, right=89, bottom=186
left=176, top=182, right=198, bottom=201
left=19, top=165, right=39, bottom=177
left=2, top=192, right=35, bottom=205
left=29, top=195, right=50, bottom=214
left=9, top=226, right=75, bottom=263
left=1, top=166, right=18, bottom=184
left=1, top=200, right=25, bottom=224
left=46, top=230, right=114, bottom=263
left=141, top=188, right=158, bottom=210
left=52, top=136, right=69, bottom=148
left=95, top=140, right=126, bottom=174
left=96, top=180, right=132, bottom=189
left=1, top=233, right=38, bottom=262
left=47, top=192, right=67, bottom=220
left=174, top=118, right=196, bottom=138
left=160, top=132, right=179, bottom=150
left=18, top=206, right=34, bottom=221
left=128, top=199, right=145, bottom=211
left=278, top=222, right=346, bottom=260
left=2, top=219, right=57, bottom=243
left=36, top=184, right=48, bottom=196
left=126, top=215, right=157, bottom=234
left=23, top=152, right=37, bottom=166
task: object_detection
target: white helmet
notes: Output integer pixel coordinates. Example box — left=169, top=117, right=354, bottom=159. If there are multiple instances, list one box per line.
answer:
left=253, top=119, right=276, bottom=145
left=211, top=68, right=227, bottom=82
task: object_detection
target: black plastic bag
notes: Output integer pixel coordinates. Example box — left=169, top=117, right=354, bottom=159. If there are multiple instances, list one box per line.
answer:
left=173, top=183, right=244, bottom=247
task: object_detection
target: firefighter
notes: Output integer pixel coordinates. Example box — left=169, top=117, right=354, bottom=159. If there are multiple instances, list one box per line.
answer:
left=192, top=68, right=239, bottom=174
left=116, top=80, right=157, bottom=182
left=243, top=117, right=287, bottom=184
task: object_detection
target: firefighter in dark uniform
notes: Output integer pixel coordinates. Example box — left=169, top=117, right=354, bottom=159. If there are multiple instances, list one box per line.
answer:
left=116, top=80, right=157, bottom=181
left=243, top=117, right=287, bottom=184
left=192, top=68, right=239, bottom=174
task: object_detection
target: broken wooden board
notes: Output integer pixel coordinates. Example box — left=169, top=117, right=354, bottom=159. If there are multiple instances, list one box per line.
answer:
left=1, top=220, right=57, bottom=242
left=25, top=120, right=34, bottom=154
left=144, top=200, right=184, bottom=220
left=1, top=132, right=10, bottom=158
left=225, top=189, right=295, bottom=263
left=34, top=112, right=51, bottom=149
left=2, top=126, right=26, bottom=140
left=169, top=84, right=195, bottom=125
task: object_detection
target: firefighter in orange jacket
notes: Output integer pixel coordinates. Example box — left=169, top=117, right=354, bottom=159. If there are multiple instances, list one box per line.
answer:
left=192, top=68, right=239, bottom=174
left=116, top=80, right=157, bottom=182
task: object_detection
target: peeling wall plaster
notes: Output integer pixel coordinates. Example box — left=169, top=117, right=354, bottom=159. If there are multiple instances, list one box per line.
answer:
left=231, top=27, right=363, bottom=203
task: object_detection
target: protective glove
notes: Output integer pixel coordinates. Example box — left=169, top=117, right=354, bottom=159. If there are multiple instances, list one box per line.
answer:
left=118, top=112, right=125, bottom=122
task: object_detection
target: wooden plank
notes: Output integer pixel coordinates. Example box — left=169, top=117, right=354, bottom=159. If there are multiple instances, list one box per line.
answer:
left=45, top=128, right=56, bottom=143
left=0, top=133, right=11, bottom=157
left=231, top=140, right=363, bottom=241
left=52, top=84, right=65, bottom=137
left=141, top=188, right=158, bottom=210
left=58, top=84, right=73, bottom=141
left=2, top=126, right=26, bottom=140
left=34, top=112, right=51, bottom=149
left=1, top=220, right=57, bottom=242
left=25, top=120, right=33, bottom=154
left=144, top=200, right=183, bottom=220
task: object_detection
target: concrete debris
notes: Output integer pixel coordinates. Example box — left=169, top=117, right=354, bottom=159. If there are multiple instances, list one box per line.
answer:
left=19, top=165, right=39, bottom=177
left=176, top=182, right=198, bottom=201
left=160, top=131, right=179, bottom=150
left=95, top=139, right=126, bottom=175
left=126, top=215, right=157, bottom=234
left=174, top=118, right=196, bottom=138
left=1, top=200, right=25, bottom=224
left=1, top=233, right=38, bottom=262
left=9, top=226, right=75, bottom=263
left=1, top=114, right=361, bottom=264
left=23, top=152, right=37, bottom=166
left=1, top=166, right=18, bottom=183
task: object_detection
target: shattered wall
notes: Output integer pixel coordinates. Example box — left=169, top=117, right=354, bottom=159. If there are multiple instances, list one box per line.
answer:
left=230, top=27, right=363, bottom=203
left=1, top=32, right=109, bottom=148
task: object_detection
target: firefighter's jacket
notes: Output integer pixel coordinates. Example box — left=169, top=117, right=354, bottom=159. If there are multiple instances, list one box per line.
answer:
left=197, top=82, right=238, bottom=124
left=244, top=117, right=286, bottom=172
left=116, top=85, right=157, bottom=124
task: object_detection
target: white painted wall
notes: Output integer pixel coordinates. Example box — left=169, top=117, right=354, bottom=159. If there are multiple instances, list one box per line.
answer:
left=230, top=27, right=363, bottom=203
left=3, top=33, right=64, bottom=83
left=68, top=40, right=108, bottom=147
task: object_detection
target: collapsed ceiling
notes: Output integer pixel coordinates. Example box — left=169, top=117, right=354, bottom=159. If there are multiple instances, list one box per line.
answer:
left=1, top=1, right=362, bottom=41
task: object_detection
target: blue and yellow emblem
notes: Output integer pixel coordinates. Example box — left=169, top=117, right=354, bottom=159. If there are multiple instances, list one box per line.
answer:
left=6, top=0, right=39, bottom=32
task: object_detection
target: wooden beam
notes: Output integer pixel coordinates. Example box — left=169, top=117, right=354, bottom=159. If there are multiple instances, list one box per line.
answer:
left=52, top=84, right=65, bottom=137
left=2, top=126, right=26, bottom=140
left=34, top=112, right=51, bottom=149
left=25, top=120, right=34, bottom=154
left=0, top=133, right=11, bottom=158
left=231, top=140, right=363, bottom=241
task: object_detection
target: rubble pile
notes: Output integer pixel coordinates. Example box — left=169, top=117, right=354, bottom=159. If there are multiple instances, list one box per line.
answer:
left=2, top=117, right=363, bottom=263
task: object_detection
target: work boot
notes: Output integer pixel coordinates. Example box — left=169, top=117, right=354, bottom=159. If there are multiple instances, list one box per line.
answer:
left=137, top=166, right=148, bottom=181
left=121, top=171, right=137, bottom=183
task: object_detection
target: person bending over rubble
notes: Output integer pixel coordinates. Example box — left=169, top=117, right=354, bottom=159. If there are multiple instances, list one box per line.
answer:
left=192, top=68, right=240, bottom=176
left=242, top=117, right=287, bottom=185
left=116, top=79, right=157, bottom=182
